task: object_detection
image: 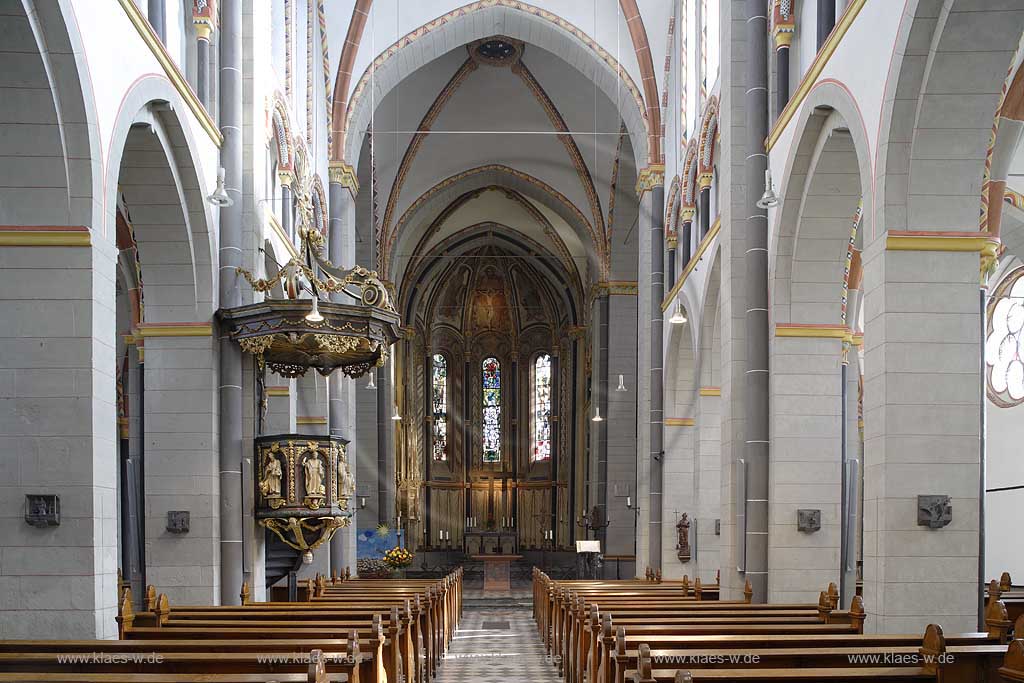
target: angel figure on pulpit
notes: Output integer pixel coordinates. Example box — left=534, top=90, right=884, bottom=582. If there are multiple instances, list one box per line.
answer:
left=260, top=452, right=283, bottom=503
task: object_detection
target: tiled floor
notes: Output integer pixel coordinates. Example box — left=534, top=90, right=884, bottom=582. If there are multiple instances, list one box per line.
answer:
left=438, top=605, right=559, bottom=682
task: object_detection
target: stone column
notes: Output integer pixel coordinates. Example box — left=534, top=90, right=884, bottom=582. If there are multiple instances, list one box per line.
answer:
left=681, top=214, right=694, bottom=268
left=595, top=292, right=610, bottom=553
left=280, top=183, right=293, bottom=241
left=640, top=167, right=666, bottom=571
left=0, top=228, right=119, bottom=638
left=699, top=186, right=711, bottom=239
left=861, top=235, right=987, bottom=633
left=264, top=383, right=294, bottom=434
left=217, top=0, right=244, bottom=605
left=772, top=4, right=795, bottom=119
left=328, top=164, right=358, bottom=574
left=817, top=0, right=836, bottom=49
left=296, top=374, right=328, bottom=436
left=667, top=239, right=677, bottom=290
left=377, top=362, right=396, bottom=526
left=744, top=0, right=770, bottom=603
left=140, top=327, right=219, bottom=605
left=193, top=9, right=215, bottom=109
left=148, top=0, right=165, bottom=44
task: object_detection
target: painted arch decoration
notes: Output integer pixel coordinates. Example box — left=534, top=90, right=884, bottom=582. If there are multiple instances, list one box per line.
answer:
left=665, top=174, right=682, bottom=242
left=697, top=96, right=719, bottom=188
left=271, top=94, right=295, bottom=174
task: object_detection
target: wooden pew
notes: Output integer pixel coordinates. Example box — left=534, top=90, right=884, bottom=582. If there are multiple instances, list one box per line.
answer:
left=0, top=648, right=346, bottom=683
left=612, top=624, right=1009, bottom=683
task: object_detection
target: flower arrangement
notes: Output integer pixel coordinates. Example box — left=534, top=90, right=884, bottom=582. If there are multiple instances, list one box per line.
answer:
left=357, top=558, right=390, bottom=578
left=382, top=546, right=414, bottom=569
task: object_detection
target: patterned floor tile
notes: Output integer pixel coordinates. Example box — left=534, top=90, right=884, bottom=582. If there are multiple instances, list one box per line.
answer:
left=438, top=605, right=559, bottom=682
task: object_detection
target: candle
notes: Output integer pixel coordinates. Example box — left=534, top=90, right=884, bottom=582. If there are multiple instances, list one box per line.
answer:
left=627, top=496, right=632, bottom=508
left=439, top=529, right=444, bottom=542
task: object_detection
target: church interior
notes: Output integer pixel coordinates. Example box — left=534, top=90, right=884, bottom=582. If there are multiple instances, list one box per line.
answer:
left=2, top=0, right=1024, bottom=680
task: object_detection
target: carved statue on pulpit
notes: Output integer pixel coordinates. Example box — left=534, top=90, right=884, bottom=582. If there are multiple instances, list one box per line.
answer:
left=260, top=452, right=283, bottom=505
left=303, top=454, right=325, bottom=506
left=336, top=451, right=354, bottom=502
left=676, top=513, right=691, bottom=563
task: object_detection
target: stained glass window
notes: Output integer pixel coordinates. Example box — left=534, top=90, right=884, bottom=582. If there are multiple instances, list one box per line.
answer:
left=532, top=354, right=552, bottom=462
left=431, top=354, right=448, bottom=461
left=482, top=357, right=501, bottom=463
left=986, top=269, right=1024, bottom=406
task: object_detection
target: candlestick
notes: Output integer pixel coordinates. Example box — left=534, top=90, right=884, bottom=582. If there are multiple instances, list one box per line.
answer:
left=626, top=496, right=631, bottom=508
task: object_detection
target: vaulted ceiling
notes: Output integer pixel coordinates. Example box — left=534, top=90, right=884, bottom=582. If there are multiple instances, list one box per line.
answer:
left=353, top=35, right=639, bottom=285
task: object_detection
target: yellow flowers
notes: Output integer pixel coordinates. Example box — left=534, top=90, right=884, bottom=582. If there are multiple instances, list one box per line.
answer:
left=382, top=546, right=414, bottom=568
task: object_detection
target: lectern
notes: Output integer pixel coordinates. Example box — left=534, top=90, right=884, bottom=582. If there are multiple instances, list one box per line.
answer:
left=576, top=540, right=603, bottom=579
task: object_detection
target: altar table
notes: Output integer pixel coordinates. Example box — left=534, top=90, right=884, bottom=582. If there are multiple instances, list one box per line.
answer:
left=472, top=554, right=522, bottom=592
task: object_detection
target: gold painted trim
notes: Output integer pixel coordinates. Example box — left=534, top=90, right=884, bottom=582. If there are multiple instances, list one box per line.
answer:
left=123, top=334, right=137, bottom=345
left=266, top=386, right=290, bottom=397
left=267, top=212, right=300, bottom=259
left=661, top=217, right=721, bottom=311
left=775, top=324, right=847, bottom=339
left=699, top=386, right=721, bottom=397
left=136, top=323, right=213, bottom=337
left=665, top=417, right=695, bottom=427
left=608, top=280, right=639, bottom=295
left=296, top=416, right=328, bottom=425
left=766, top=0, right=867, bottom=151
left=851, top=333, right=864, bottom=347
left=328, top=161, right=359, bottom=194
left=0, top=227, right=91, bottom=246
left=118, top=0, right=222, bottom=147
left=885, top=233, right=1000, bottom=253
left=636, top=163, right=666, bottom=196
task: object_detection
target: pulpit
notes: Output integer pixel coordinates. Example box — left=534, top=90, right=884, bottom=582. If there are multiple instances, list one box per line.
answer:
left=472, top=554, right=522, bottom=592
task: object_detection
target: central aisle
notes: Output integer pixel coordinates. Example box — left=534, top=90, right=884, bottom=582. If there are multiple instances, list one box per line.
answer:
left=437, top=606, right=559, bottom=682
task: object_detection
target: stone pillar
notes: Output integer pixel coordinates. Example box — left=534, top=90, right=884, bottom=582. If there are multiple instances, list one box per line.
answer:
left=264, top=383, right=294, bottom=434
left=217, top=0, right=244, bottom=606
left=772, top=3, right=795, bottom=119
left=817, top=0, right=836, bottom=49
left=193, top=8, right=214, bottom=109
left=861, top=235, right=987, bottom=633
left=328, top=164, right=358, bottom=574
left=0, top=228, right=119, bottom=638
left=667, top=241, right=677, bottom=289
left=377, top=362, right=396, bottom=526
left=681, top=216, right=693, bottom=268
left=769, top=329, right=842, bottom=603
left=139, top=327, right=219, bottom=605
left=744, top=0, right=770, bottom=603
left=699, top=186, right=711, bottom=239
left=640, top=167, right=666, bottom=571
left=296, top=374, right=328, bottom=436
left=148, top=0, right=165, bottom=44
left=280, top=184, right=293, bottom=241
left=595, top=292, right=610, bottom=553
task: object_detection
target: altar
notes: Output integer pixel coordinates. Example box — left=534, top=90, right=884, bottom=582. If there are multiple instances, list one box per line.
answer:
left=472, top=554, right=523, bottom=592
left=464, top=529, right=517, bottom=555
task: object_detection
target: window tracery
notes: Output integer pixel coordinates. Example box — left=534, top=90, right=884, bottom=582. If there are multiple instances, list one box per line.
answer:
left=431, top=354, right=448, bottom=461
left=482, top=357, right=501, bottom=463
left=532, top=353, right=552, bottom=462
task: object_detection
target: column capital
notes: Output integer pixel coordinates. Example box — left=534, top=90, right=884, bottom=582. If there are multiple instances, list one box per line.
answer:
left=635, top=164, right=666, bottom=197
left=329, top=161, right=359, bottom=197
